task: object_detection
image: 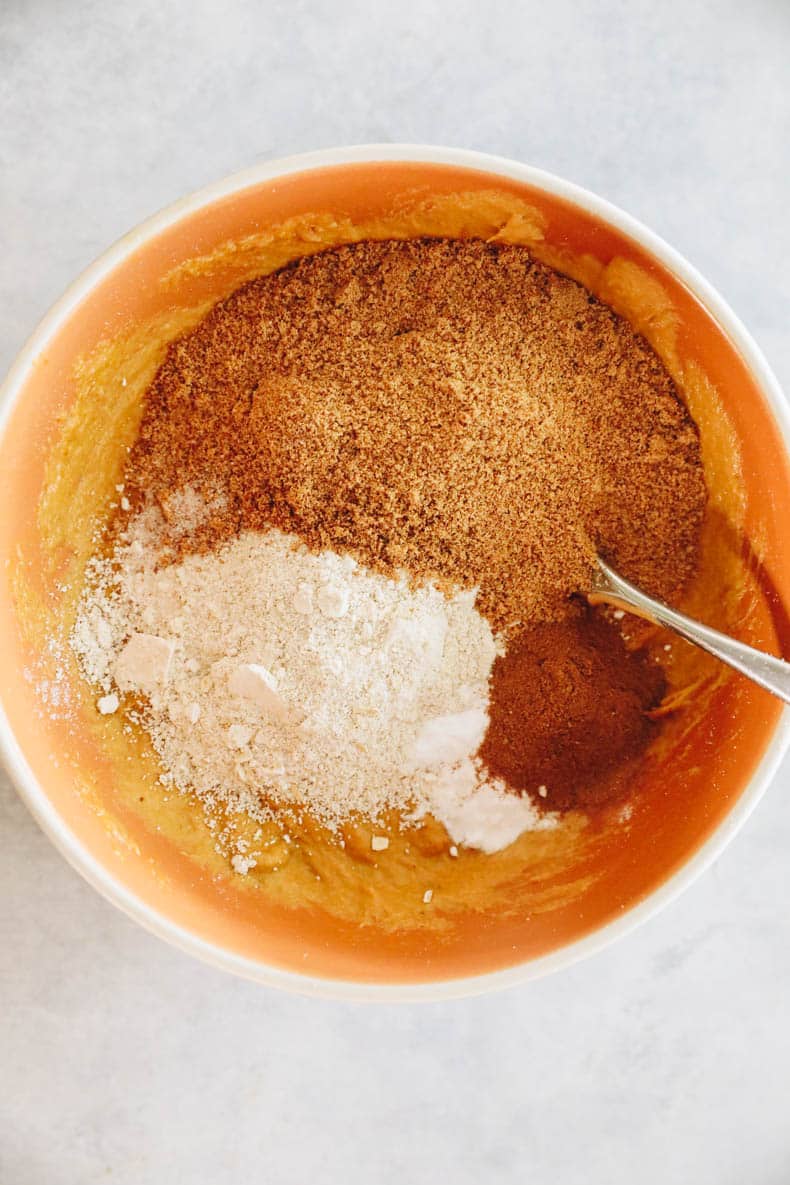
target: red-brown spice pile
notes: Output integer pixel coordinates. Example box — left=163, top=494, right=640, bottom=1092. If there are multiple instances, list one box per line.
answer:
left=120, top=238, right=707, bottom=811
left=479, top=609, right=666, bottom=810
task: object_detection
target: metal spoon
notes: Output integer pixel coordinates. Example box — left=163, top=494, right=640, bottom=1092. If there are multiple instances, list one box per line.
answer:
left=589, top=557, right=790, bottom=706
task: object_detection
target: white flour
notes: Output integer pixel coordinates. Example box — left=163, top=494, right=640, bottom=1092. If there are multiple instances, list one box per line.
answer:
left=72, top=515, right=553, bottom=852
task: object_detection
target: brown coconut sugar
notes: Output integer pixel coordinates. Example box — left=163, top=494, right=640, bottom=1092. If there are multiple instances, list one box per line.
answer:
left=122, top=238, right=706, bottom=629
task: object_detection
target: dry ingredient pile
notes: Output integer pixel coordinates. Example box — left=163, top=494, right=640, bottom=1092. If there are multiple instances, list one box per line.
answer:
left=126, top=238, right=705, bottom=624
left=76, top=514, right=550, bottom=853
left=72, top=237, right=707, bottom=861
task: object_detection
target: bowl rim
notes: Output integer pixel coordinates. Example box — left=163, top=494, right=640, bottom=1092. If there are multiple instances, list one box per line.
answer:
left=2, top=142, right=789, bottom=1002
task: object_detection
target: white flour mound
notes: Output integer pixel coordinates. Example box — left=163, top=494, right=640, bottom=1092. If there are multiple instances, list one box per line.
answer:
left=72, top=517, right=554, bottom=852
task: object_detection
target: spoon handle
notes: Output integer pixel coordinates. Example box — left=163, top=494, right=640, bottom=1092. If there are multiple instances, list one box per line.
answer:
left=590, top=558, right=790, bottom=706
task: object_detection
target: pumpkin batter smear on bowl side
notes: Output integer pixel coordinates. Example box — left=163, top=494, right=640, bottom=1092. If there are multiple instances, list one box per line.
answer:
left=72, top=238, right=706, bottom=874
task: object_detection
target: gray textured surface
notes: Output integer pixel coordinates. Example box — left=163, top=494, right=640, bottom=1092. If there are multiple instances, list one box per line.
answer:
left=2, top=1, right=790, bottom=1182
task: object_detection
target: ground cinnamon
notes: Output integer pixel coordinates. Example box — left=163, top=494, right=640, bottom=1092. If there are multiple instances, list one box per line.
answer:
left=479, top=608, right=666, bottom=810
left=118, top=237, right=707, bottom=813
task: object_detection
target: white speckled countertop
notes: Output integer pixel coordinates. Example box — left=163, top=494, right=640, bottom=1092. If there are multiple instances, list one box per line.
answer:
left=2, top=1, right=790, bottom=1181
